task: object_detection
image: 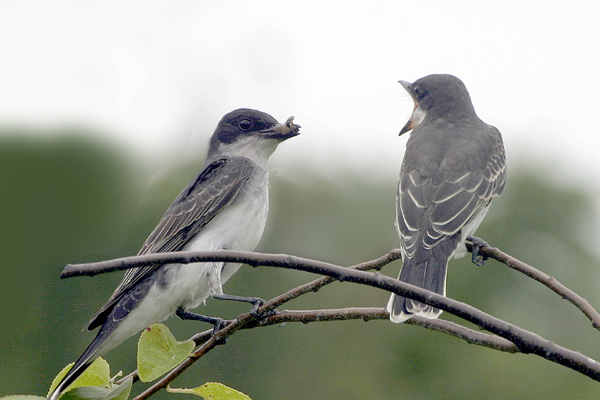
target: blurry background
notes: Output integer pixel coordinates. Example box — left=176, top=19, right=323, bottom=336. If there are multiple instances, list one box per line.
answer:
left=2, top=1, right=600, bottom=399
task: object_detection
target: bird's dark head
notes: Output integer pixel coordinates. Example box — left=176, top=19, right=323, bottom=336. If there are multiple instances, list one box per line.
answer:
left=398, top=74, right=476, bottom=136
left=208, top=108, right=300, bottom=164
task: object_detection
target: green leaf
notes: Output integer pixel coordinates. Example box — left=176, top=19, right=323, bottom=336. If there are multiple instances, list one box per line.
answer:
left=137, top=323, right=195, bottom=382
left=167, top=382, right=252, bottom=400
left=47, top=358, right=111, bottom=397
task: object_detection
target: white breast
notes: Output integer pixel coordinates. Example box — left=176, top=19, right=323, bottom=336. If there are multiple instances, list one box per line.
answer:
left=99, top=167, right=270, bottom=354
left=173, top=165, right=269, bottom=306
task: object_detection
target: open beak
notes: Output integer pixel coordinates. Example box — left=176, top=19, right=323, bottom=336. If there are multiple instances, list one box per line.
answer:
left=259, top=116, right=301, bottom=141
left=399, top=100, right=419, bottom=136
left=398, top=80, right=417, bottom=137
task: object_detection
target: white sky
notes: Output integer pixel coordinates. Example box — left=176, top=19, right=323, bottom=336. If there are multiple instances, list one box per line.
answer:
left=1, top=1, right=599, bottom=192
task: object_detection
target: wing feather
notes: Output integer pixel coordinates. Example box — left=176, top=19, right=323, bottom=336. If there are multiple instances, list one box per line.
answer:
left=87, top=157, right=254, bottom=330
left=397, top=128, right=506, bottom=260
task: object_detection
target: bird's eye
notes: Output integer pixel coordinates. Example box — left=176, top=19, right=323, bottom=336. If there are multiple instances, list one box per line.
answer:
left=239, top=119, right=252, bottom=131
left=413, top=86, right=427, bottom=100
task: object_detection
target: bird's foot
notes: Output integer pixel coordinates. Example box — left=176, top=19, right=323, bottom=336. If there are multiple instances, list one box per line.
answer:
left=175, top=307, right=228, bottom=343
left=212, top=294, right=278, bottom=320
left=467, top=235, right=490, bottom=266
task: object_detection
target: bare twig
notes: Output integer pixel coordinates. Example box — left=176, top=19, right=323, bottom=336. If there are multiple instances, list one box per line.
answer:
left=60, top=249, right=401, bottom=279
left=129, top=307, right=519, bottom=399
left=252, top=249, right=401, bottom=313
left=117, top=251, right=401, bottom=394
left=183, top=310, right=520, bottom=354
left=63, top=244, right=600, bottom=332
left=468, top=243, right=600, bottom=331
left=256, top=308, right=520, bottom=353
left=405, top=315, right=520, bottom=353
left=132, top=307, right=255, bottom=400
left=186, top=308, right=520, bottom=354
left=67, top=249, right=600, bottom=387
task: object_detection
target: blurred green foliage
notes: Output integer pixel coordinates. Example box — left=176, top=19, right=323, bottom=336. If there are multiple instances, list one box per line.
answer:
left=1, top=129, right=600, bottom=399
left=0, top=130, right=141, bottom=342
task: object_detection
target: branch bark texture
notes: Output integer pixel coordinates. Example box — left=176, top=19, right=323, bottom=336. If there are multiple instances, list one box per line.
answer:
left=65, top=247, right=600, bottom=387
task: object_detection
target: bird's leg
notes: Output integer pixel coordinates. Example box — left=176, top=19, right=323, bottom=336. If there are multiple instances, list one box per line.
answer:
left=210, top=262, right=277, bottom=320
left=466, top=235, right=490, bottom=266
left=175, top=306, right=227, bottom=341
left=212, top=293, right=278, bottom=320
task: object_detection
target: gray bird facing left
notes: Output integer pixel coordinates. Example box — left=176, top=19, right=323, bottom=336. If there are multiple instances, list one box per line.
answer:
left=387, top=74, right=506, bottom=323
left=48, top=108, right=300, bottom=400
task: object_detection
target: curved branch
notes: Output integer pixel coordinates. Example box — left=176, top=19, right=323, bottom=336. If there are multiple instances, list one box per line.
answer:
left=112, top=251, right=402, bottom=398
left=468, top=244, right=600, bottom=330
left=257, top=249, right=401, bottom=312
left=184, top=310, right=520, bottom=355
left=68, top=249, right=600, bottom=385
left=63, top=244, right=600, bottom=332
left=60, top=249, right=401, bottom=279
left=254, top=308, right=520, bottom=353
left=128, top=307, right=518, bottom=399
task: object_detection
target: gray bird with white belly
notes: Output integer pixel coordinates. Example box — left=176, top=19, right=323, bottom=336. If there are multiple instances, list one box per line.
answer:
left=49, top=108, right=300, bottom=399
left=387, top=74, right=506, bottom=323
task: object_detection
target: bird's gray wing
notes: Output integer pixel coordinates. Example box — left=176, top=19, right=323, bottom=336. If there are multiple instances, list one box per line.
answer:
left=397, top=129, right=506, bottom=260
left=87, top=157, right=255, bottom=330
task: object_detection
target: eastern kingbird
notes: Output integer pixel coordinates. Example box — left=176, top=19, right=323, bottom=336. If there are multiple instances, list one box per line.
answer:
left=49, top=108, right=300, bottom=399
left=387, top=74, right=506, bottom=323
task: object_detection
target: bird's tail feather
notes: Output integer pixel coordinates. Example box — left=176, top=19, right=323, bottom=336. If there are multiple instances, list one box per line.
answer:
left=386, top=257, right=447, bottom=323
left=49, top=271, right=157, bottom=399
left=47, top=331, right=108, bottom=400
left=47, top=320, right=119, bottom=400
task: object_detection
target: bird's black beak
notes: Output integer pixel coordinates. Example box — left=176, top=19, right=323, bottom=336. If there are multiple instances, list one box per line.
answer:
left=398, top=80, right=417, bottom=136
left=398, top=80, right=412, bottom=93
left=399, top=117, right=414, bottom=136
left=259, top=116, right=301, bottom=141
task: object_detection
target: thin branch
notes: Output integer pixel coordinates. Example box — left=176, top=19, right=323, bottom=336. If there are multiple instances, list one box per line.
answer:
left=255, top=308, right=520, bottom=353
left=136, top=250, right=392, bottom=399
left=116, top=250, right=401, bottom=395
left=261, top=267, right=600, bottom=381
left=60, top=249, right=401, bottom=279
left=406, top=315, right=520, bottom=353
left=64, top=245, right=600, bottom=331
left=186, top=308, right=520, bottom=354
left=254, top=249, right=401, bottom=313
left=183, top=310, right=520, bottom=355
left=132, top=306, right=255, bottom=400
left=468, top=243, right=600, bottom=331
left=69, top=249, right=600, bottom=385
left=129, top=307, right=519, bottom=399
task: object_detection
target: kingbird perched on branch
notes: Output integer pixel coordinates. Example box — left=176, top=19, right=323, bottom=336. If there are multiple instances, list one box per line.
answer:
left=49, top=108, right=300, bottom=399
left=387, top=74, right=506, bottom=323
